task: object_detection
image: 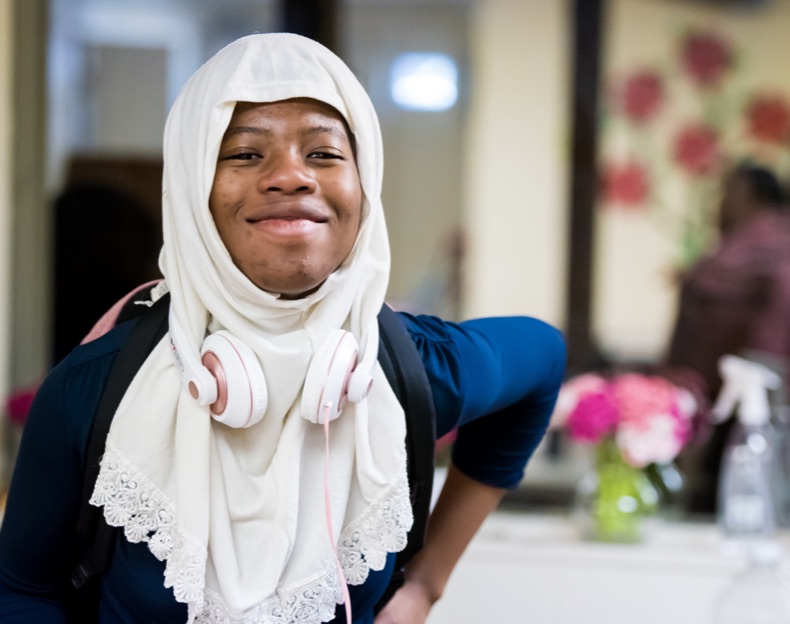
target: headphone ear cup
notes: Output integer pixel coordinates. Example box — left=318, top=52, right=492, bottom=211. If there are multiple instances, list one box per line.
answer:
left=346, top=371, right=374, bottom=404
left=302, top=330, right=359, bottom=424
left=200, top=331, right=268, bottom=428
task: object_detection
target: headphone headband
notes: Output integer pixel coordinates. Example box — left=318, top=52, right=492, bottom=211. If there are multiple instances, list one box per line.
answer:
left=169, top=311, right=375, bottom=428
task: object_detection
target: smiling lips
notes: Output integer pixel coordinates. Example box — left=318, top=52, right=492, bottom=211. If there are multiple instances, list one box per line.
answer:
left=246, top=206, right=328, bottom=236
left=246, top=201, right=328, bottom=221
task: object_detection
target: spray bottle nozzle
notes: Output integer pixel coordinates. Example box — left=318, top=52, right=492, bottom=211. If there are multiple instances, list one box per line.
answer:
left=712, top=355, right=782, bottom=426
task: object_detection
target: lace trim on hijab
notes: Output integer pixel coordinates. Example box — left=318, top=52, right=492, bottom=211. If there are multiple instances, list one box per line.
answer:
left=91, top=440, right=413, bottom=624
left=89, top=440, right=207, bottom=604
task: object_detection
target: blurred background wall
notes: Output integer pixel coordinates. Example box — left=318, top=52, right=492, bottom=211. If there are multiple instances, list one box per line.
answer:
left=0, top=0, right=11, bottom=425
left=595, top=0, right=790, bottom=361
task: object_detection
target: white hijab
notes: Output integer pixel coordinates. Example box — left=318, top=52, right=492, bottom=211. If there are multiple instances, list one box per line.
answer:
left=90, top=33, right=411, bottom=624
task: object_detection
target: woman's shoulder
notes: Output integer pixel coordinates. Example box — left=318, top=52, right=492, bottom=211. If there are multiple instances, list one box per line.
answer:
left=393, top=311, right=454, bottom=344
left=395, top=309, right=566, bottom=393
left=64, top=318, right=138, bottom=368
left=395, top=310, right=564, bottom=350
left=51, top=319, right=137, bottom=397
left=33, top=320, right=138, bottom=446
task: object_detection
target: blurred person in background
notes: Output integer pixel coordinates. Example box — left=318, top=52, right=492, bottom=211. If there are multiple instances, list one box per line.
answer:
left=667, top=161, right=790, bottom=515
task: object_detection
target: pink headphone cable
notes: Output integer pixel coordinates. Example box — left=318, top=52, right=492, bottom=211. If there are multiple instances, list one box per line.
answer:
left=322, top=404, right=353, bottom=622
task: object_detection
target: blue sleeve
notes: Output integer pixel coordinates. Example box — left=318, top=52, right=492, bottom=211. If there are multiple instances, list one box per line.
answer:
left=399, top=313, right=566, bottom=489
left=0, top=328, right=128, bottom=621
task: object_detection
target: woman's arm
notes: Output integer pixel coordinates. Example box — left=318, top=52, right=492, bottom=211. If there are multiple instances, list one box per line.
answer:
left=0, top=367, right=79, bottom=621
left=401, top=312, right=567, bottom=488
left=374, top=465, right=504, bottom=623
left=376, top=313, right=566, bottom=622
left=0, top=333, right=124, bottom=621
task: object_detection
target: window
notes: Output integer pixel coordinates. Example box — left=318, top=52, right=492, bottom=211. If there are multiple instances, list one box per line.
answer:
left=390, top=52, right=458, bottom=112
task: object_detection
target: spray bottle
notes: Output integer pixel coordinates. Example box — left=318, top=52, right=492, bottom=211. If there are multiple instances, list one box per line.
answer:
left=711, top=355, right=790, bottom=622
left=712, top=354, right=782, bottom=553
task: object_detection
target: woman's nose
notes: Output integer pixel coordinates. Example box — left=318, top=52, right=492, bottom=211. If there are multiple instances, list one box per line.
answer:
left=258, top=153, right=315, bottom=194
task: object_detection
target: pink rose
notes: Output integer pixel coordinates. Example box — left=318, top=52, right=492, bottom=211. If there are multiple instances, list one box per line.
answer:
left=565, top=390, right=619, bottom=443
left=611, top=374, right=677, bottom=427
left=551, top=373, right=608, bottom=429
left=617, top=413, right=686, bottom=468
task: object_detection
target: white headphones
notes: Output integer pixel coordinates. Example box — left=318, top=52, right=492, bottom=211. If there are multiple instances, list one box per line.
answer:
left=168, top=313, right=377, bottom=428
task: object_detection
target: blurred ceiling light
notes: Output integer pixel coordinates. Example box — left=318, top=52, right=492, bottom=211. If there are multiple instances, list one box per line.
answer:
left=390, top=52, right=458, bottom=112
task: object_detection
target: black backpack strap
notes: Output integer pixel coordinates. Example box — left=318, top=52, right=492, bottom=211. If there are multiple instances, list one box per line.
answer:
left=70, top=293, right=170, bottom=591
left=375, top=304, right=437, bottom=612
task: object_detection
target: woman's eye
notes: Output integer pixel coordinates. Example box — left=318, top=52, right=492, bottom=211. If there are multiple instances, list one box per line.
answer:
left=309, top=151, right=343, bottom=160
left=227, top=152, right=259, bottom=161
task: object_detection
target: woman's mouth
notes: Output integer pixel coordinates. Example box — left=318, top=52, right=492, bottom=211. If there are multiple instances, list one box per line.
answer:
left=248, top=215, right=326, bottom=237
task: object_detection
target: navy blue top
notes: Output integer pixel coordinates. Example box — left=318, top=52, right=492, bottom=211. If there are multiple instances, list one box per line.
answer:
left=0, top=312, right=565, bottom=623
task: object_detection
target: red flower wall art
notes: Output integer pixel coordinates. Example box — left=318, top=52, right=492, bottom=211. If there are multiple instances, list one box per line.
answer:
left=746, top=94, right=790, bottom=145
left=601, top=161, right=650, bottom=207
left=599, top=24, right=790, bottom=268
left=680, top=29, right=733, bottom=89
left=618, top=70, right=664, bottom=125
left=673, top=124, right=721, bottom=177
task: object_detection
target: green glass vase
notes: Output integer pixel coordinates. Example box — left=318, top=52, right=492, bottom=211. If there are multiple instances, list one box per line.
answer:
left=644, top=460, right=687, bottom=520
left=573, top=437, right=659, bottom=543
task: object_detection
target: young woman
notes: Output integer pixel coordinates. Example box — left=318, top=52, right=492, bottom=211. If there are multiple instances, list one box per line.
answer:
left=0, top=33, right=565, bottom=623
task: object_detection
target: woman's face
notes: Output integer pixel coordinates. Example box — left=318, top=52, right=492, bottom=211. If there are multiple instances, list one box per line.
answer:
left=209, top=98, right=363, bottom=298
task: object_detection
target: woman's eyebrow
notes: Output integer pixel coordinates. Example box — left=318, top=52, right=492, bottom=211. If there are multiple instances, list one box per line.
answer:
left=303, top=125, right=349, bottom=143
left=223, top=125, right=270, bottom=139
left=221, top=124, right=349, bottom=143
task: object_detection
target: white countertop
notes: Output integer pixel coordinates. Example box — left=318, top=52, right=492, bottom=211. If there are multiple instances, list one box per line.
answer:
left=428, top=510, right=782, bottom=624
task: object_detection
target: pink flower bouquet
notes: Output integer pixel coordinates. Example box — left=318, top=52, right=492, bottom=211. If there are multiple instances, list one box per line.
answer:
left=554, top=371, right=704, bottom=541
left=553, top=372, right=698, bottom=468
